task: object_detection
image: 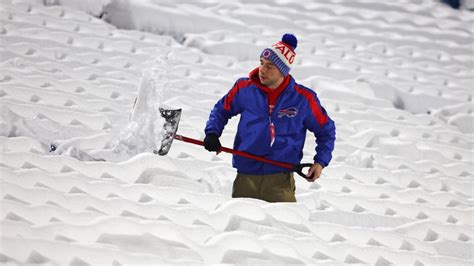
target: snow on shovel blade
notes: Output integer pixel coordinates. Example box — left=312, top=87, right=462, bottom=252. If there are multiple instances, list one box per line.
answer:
left=156, top=108, right=182, bottom=156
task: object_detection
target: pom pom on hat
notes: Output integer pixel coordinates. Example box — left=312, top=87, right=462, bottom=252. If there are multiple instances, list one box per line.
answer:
left=282, top=33, right=297, bottom=50
left=260, top=33, right=298, bottom=76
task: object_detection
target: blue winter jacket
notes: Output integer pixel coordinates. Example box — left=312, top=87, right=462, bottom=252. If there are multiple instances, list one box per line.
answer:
left=205, top=69, right=336, bottom=175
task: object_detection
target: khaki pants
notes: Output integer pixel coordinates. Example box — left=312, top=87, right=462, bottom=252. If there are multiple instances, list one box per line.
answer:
left=232, top=172, right=296, bottom=202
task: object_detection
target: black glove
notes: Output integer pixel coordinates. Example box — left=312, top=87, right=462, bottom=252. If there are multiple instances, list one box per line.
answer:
left=204, top=134, right=221, bottom=152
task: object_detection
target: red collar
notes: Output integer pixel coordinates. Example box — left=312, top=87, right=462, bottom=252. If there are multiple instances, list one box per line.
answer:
left=249, top=67, right=290, bottom=107
left=249, top=67, right=290, bottom=94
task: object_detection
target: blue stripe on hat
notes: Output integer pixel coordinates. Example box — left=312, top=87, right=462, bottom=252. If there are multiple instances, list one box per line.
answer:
left=260, top=48, right=290, bottom=76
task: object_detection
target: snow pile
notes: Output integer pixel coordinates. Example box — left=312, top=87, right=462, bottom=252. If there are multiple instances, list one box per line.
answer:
left=1, top=0, right=473, bottom=265
left=113, top=54, right=172, bottom=157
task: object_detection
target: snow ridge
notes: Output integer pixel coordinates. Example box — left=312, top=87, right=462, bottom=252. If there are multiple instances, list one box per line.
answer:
left=1, top=0, right=473, bottom=265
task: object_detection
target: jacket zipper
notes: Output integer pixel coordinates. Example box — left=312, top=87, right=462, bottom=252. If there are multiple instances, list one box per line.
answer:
left=268, top=91, right=287, bottom=148
left=269, top=116, right=275, bottom=147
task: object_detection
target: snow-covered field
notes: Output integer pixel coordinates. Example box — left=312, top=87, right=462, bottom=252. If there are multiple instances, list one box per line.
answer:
left=1, top=0, right=473, bottom=264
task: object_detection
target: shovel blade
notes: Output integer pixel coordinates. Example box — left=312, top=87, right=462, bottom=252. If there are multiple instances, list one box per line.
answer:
left=156, top=108, right=182, bottom=156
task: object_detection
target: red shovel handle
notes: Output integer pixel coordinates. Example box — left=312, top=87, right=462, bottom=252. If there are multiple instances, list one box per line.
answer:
left=175, top=135, right=313, bottom=178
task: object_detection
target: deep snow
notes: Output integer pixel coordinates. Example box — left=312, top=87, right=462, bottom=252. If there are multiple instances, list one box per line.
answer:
left=1, top=0, right=473, bottom=265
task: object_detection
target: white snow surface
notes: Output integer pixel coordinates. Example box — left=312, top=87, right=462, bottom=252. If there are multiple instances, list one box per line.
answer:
left=1, top=0, right=473, bottom=265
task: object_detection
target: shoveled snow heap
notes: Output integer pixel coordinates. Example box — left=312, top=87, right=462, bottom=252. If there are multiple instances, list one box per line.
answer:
left=1, top=0, right=473, bottom=265
left=113, top=54, right=173, bottom=160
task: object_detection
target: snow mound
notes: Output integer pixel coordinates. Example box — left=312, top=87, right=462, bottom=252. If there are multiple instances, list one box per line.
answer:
left=1, top=0, right=473, bottom=265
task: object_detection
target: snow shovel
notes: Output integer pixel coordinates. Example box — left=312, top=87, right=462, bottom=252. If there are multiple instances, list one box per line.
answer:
left=157, top=108, right=314, bottom=179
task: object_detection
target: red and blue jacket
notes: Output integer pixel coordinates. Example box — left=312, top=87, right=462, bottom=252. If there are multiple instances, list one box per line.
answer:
left=205, top=68, right=336, bottom=175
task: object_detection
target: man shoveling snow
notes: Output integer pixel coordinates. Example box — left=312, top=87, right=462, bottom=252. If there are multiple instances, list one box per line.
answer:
left=204, top=34, right=336, bottom=202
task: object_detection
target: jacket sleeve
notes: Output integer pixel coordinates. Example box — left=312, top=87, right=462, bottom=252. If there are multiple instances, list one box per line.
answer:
left=204, top=79, right=244, bottom=137
left=303, top=92, right=336, bottom=167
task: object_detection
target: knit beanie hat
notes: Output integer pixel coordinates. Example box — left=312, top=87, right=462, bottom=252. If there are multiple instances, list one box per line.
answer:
left=260, top=34, right=298, bottom=76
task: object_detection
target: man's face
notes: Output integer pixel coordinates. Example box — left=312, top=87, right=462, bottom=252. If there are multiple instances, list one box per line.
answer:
left=259, top=58, right=284, bottom=88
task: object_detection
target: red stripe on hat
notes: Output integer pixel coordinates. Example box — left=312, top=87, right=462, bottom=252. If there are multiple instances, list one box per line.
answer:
left=274, top=41, right=295, bottom=52
left=224, top=79, right=252, bottom=111
left=294, top=85, right=328, bottom=126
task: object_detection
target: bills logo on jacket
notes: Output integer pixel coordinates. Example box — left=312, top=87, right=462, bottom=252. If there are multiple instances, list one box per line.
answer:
left=278, top=107, right=298, bottom=118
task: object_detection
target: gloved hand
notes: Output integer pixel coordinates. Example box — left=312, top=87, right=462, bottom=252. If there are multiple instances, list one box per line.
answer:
left=204, top=134, right=221, bottom=152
